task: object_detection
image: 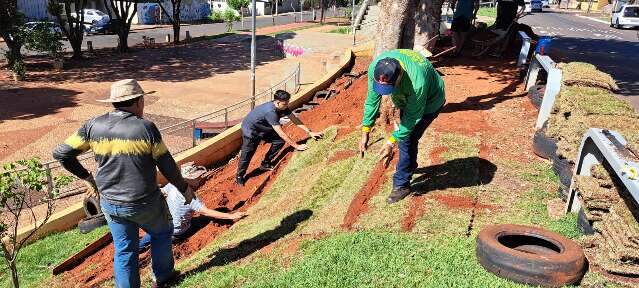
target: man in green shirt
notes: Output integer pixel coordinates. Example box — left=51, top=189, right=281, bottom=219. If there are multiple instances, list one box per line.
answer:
left=359, top=49, right=446, bottom=204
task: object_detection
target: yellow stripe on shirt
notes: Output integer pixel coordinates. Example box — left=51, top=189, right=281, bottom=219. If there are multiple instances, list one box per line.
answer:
left=90, top=139, right=154, bottom=157
left=152, top=141, right=169, bottom=160
left=64, top=133, right=90, bottom=152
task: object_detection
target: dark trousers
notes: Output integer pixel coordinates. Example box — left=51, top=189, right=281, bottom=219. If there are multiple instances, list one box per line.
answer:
left=237, top=132, right=285, bottom=178
left=392, top=108, right=441, bottom=189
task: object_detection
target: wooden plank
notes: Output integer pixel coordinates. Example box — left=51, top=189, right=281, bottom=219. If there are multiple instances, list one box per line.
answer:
left=52, top=232, right=112, bottom=275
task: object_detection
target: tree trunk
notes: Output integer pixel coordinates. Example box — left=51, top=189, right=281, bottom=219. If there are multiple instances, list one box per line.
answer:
left=118, top=31, right=129, bottom=52
left=173, top=1, right=181, bottom=43
left=9, top=260, right=19, bottom=288
left=4, top=40, right=23, bottom=66
left=375, top=0, right=414, bottom=56
left=320, top=0, right=325, bottom=23
left=414, top=0, right=443, bottom=52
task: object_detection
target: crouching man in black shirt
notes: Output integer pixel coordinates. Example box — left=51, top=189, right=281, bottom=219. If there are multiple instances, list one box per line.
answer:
left=236, top=90, right=323, bottom=186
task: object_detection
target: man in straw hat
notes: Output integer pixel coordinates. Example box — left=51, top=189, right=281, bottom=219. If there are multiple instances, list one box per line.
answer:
left=54, top=79, right=194, bottom=287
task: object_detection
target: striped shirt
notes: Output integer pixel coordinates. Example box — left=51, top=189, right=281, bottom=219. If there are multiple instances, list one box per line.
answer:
left=53, top=109, right=188, bottom=204
left=163, top=184, right=205, bottom=235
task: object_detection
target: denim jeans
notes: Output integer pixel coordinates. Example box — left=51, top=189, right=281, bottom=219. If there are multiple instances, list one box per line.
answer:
left=392, top=107, right=441, bottom=189
left=100, top=194, right=174, bottom=288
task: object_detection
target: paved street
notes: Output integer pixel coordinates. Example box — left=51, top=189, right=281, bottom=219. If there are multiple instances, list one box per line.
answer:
left=0, top=11, right=319, bottom=56
left=520, top=9, right=639, bottom=108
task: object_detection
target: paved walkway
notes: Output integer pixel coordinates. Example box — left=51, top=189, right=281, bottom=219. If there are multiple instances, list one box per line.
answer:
left=0, top=22, right=356, bottom=164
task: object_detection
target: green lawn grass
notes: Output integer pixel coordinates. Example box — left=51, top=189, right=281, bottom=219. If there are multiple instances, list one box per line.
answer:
left=0, top=226, right=109, bottom=287
left=477, top=7, right=497, bottom=18
left=327, top=27, right=352, bottom=34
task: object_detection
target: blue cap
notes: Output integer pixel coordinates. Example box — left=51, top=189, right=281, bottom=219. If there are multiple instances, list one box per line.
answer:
left=373, top=58, right=401, bottom=95
left=373, top=81, right=396, bottom=95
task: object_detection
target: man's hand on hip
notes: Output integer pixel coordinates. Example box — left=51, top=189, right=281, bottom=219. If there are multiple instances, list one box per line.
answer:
left=83, top=174, right=98, bottom=199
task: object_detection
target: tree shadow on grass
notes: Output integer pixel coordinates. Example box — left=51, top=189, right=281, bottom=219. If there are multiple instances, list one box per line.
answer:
left=173, top=209, right=313, bottom=284
left=412, top=157, right=497, bottom=195
left=0, top=87, right=81, bottom=123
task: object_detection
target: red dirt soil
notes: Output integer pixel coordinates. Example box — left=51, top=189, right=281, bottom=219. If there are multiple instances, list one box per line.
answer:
left=328, top=150, right=358, bottom=164
left=401, top=196, right=426, bottom=232
left=59, top=57, right=373, bottom=286
left=342, top=156, right=398, bottom=230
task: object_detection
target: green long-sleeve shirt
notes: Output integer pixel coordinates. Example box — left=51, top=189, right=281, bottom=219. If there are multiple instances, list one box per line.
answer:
left=362, top=49, right=446, bottom=143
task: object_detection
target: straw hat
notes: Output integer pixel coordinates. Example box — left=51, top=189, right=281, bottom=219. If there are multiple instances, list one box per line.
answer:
left=98, top=79, right=154, bottom=103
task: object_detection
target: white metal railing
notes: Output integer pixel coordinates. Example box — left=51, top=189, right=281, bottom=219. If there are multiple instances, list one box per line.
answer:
left=525, top=53, right=562, bottom=129
left=565, top=129, right=639, bottom=213
left=517, top=31, right=532, bottom=67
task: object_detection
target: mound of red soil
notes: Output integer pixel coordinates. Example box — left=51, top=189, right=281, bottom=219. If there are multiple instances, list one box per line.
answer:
left=59, top=57, right=373, bottom=286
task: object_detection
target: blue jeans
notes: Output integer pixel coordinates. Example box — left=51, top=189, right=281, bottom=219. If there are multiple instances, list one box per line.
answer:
left=392, top=108, right=441, bottom=189
left=100, top=195, right=175, bottom=288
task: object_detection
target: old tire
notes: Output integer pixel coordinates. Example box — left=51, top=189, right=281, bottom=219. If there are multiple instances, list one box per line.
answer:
left=476, top=224, right=587, bottom=287
left=532, top=127, right=557, bottom=160
left=527, top=85, right=545, bottom=109
left=552, top=155, right=574, bottom=201
left=83, top=196, right=101, bottom=217
left=78, top=214, right=107, bottom=234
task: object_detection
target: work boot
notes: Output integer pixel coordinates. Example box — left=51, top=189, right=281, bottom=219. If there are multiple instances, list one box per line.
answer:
left=151, top=270, right=180, bottom=288
left=259, top=162, right=275, bottom=171
left=236, top=175, right=246, bottom=186
left=387, top=187, right=412, bottom=204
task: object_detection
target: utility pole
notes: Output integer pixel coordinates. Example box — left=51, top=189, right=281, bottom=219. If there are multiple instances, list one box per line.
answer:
left=352, top=0, right=356, bottom=45
left=251, top=0, right=257, bottom=109
left=300, top=0, right=304, bottom=22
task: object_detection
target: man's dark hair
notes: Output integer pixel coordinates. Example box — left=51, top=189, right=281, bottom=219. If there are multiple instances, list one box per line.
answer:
left=273, top=90, right=291, bottom=102
left=112, top=96, right=142, bottom=108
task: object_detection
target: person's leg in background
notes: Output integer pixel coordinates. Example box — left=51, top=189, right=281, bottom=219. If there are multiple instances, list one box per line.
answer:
left=261, top=132, right=285, bottom=168
left=237, top=135, right=260, bottom=184
left=101, top=201, right=142, bottom=288
left=138, top=197, right=175, bottom=285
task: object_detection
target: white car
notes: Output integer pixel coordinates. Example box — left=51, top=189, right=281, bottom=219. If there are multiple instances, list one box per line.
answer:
left=611, top=5, right=639, bottom=29
left=524, top=0, right=533, bottom=13
left=71, top=9, right=109, bottom=25
left=542, top=0, right=550, bottom=7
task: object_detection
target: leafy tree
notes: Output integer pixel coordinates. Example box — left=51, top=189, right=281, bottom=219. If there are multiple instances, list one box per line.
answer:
left=223, top=8, right=240, bottom=32
left=156, top=0, right=184, bottom=44
left=103, top=0, right=140, bottom=52
left=227, top=0, right=250, bottom=11
left=22, top=22, right=64, bottom=60
left=48, top=0, right=87, bottom=59
left=0, top=0, right=25, bottom=68
left=1, top=159, right=72, bottom=288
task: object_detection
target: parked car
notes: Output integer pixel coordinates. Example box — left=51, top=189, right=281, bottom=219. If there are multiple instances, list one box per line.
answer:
left=532, top=0, right=543, bottom=12
left=542, top=0, right=550, bottom=7
left=70, top=9, right=109, bottom=25
left=85, top=18, right=119, bottom=35
left=611, top=4, right=639, bottom=28
left=524, top=0, right=533, bottom=13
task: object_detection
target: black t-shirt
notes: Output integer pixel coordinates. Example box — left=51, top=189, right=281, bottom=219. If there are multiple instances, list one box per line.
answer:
left=241, top=101, right=292, bottom=138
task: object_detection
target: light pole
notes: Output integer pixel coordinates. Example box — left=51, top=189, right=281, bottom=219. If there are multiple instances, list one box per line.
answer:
left=352, top=0, right=356, bottom=45
left=251, top=0, right=257, bottom=109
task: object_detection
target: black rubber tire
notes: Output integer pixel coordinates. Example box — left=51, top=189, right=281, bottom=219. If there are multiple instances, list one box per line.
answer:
left=552, top=155, right=574, bottom=201
left=527, top=84, right=545, bottom=109
left=78, top=214, right=107, bottom=234
left=476, top=224, right=587, bottom=287
left=577, top=208, right=595, bottom=235
left=532, top=127, right=557, bottom=160
left=83, top=196, right=101, bottom=217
